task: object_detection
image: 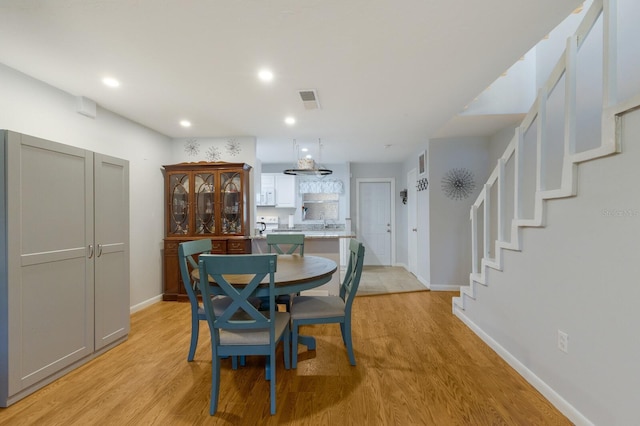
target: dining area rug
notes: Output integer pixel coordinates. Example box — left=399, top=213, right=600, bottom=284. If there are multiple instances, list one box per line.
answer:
left=356, top=266, right=427, bottom=296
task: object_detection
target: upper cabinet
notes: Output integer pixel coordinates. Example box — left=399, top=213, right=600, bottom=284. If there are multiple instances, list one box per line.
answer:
left=258, top=173, right=296, bottom=208
left=164, top=162, right=252, bottom=237
left=274, top=174, right=296, bottom=208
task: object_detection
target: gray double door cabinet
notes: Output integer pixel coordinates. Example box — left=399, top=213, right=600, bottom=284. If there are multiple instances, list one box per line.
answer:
left=0, top=130, right=130, bottom=406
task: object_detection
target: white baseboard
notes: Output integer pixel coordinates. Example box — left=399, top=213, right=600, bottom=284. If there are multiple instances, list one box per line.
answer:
left=429, top=283, right=461, bottom=291
left=130, top=294, right=162, bottom=314
left=453, top=308, right=593, bottom=426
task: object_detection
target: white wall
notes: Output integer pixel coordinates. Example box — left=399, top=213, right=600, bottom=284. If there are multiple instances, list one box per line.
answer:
left=462, top=106, right=640, bottom=425
left=0, top=63, right=172, bottom=308
left=170, top=136, right=256, bottom=165
left=428, top=137, right=490, bottom=288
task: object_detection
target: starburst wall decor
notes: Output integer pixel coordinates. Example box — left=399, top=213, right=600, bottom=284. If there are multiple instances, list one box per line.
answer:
left=441, top=168, right=476, bottom=200
left=184, top=138, right=200, bottom=157
left=226, top=138, right=241, bottom=156
left=205, top=146, right=222, bottom=162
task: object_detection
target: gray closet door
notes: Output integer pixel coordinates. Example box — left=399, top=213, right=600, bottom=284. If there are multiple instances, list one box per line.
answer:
left=94, top=153, right=130, bottom=350
left=6, top=132, right=94, bottom=393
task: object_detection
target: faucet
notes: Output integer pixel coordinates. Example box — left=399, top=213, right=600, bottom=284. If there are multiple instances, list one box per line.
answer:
left=320, top=212, right=326, bottom=229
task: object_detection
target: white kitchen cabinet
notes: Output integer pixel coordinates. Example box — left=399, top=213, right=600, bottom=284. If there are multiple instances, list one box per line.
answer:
left=259, top=173, right=296, bottom=208
left=274, top=174, right=296, bottom=208
left=0, top=131, right=130, bottom=407
left=258, top=173, right=275, bottom=206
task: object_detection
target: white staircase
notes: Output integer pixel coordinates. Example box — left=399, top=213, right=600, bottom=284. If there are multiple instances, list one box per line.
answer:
left=453, top=0, right=637, bottom=313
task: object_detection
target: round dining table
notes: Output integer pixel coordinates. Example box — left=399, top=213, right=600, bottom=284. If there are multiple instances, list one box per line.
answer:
left=191, top=254, right=337, bottom=297
left=192, top=253, right=337, bottom=351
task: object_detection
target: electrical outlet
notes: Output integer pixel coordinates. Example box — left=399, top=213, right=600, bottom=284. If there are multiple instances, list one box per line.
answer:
left=558, top=330, right=569, bottom=353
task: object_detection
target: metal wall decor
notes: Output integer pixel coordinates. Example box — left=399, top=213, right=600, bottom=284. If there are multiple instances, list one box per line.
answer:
left=205, top=146, right=222, bottom=162
left=184, top=138, right=200, bottom=157
left=441, top=168, right=476, bottom=200
left=226, top=138, right=241, bottom=156
left=416, top=178, right=429, bottom=192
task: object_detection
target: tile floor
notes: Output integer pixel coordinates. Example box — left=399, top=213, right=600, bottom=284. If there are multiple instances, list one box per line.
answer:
left=356, top=265, right=427, bottom=296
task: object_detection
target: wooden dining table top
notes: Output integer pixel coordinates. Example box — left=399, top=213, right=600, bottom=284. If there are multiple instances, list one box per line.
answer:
left=191, top=254, right=337, bottom=295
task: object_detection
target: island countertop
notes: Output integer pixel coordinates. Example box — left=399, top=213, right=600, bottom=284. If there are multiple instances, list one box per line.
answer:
left=251, top=230, right=355, bottom=239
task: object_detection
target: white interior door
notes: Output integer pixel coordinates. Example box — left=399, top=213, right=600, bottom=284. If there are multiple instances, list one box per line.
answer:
left=358, top=180, right=392, bottom=266
left=407, top=169, right=418, bottom=275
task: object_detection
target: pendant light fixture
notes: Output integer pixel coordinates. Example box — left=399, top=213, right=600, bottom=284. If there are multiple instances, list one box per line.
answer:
left=283, top=139, right=332, bottom=176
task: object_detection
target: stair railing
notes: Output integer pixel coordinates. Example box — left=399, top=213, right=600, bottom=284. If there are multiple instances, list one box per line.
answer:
left=457, top=0, right=622, bottom=309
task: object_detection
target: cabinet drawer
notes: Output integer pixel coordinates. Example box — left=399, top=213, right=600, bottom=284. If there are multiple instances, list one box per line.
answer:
left=227, top=239, right=251, bottom=253
left=164, top=241, right=180, bottom=252
left=211, top=240, right=227, bottom=253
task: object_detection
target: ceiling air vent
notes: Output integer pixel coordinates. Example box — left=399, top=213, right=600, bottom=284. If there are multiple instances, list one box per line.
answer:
left=298, top=89, right=321, bottom=110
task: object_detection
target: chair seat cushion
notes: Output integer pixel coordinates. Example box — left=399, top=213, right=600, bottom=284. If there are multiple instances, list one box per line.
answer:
left=290, top=296, right=346, bottom=320
left=220, top=311, right=290, bottom=345
left=198, top=296, right=261, bottom=317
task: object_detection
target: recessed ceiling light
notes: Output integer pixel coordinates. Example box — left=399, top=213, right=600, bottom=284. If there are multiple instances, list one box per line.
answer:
left=305, top=154, right=312, bottom=159
left=180, top=120, right=192, bottom=128
left=284, top=116, right=296, bottom=125
left=258, top=69, right=274, bottom=82
left=301, top=148, right=308, bottom=152
left=102, top=77, right=120, bottom=88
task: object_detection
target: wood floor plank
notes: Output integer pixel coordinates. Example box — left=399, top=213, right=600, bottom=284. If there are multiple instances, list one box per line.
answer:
left=0, top=291, right=571, bottom=425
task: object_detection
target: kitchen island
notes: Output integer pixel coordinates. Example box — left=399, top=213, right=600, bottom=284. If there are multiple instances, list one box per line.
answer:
left=252, top=230, right=355, bottom=296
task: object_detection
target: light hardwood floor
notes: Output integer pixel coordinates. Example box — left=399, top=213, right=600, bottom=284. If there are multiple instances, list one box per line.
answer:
left=0, top=292, right=571, bottom=425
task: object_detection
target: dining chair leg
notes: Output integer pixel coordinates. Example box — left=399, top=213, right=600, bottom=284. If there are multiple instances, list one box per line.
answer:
left=210, top=354, right=221, bottom=415
left=343, top=320, right=356, bottom=366
left=291, top=321, right=299, bottom=368
left=265, top=356, right=271, bottom=381
left=188, top=314, right=199, bottom=362
left=269, top=350, right=277, bottom=415
left=284, top=324, right=291, bottom=370
left=339, top=322, right=347, bottom=345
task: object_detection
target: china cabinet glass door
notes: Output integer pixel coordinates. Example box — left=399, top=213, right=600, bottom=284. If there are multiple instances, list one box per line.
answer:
left=221, top=171, right=242, bottom=235
left=195, top=173, right=215, bottom=234
left=169, top=173, right=189, bottom=235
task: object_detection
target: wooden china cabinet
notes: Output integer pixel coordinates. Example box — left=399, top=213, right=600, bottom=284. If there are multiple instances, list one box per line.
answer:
left=163, top=162, right=252, bottom=301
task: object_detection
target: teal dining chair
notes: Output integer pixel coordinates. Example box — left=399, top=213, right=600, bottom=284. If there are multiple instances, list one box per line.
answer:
left=266, top=233, right=305, bottom=310
left=178, top=239, right=260, bottom=363
left=266, top=233, right=305, bottom=255
left=290, top=239, right=365, bottom=367
left=198, top=253, right=290, bottom=416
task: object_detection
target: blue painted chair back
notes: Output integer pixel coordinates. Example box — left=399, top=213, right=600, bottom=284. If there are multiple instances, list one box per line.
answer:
left=198, top=254, right=278, bottom=340
left=266, top=233, right=305, bottom=255
left=178, top=239, right=212, bottom=312
left=341, top=239, right=365, bottom=311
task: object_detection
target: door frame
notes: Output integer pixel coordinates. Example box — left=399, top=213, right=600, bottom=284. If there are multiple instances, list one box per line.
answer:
left=355, top=177, right=396, bottom=266
left=407, top=168, right=418, bottom=276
